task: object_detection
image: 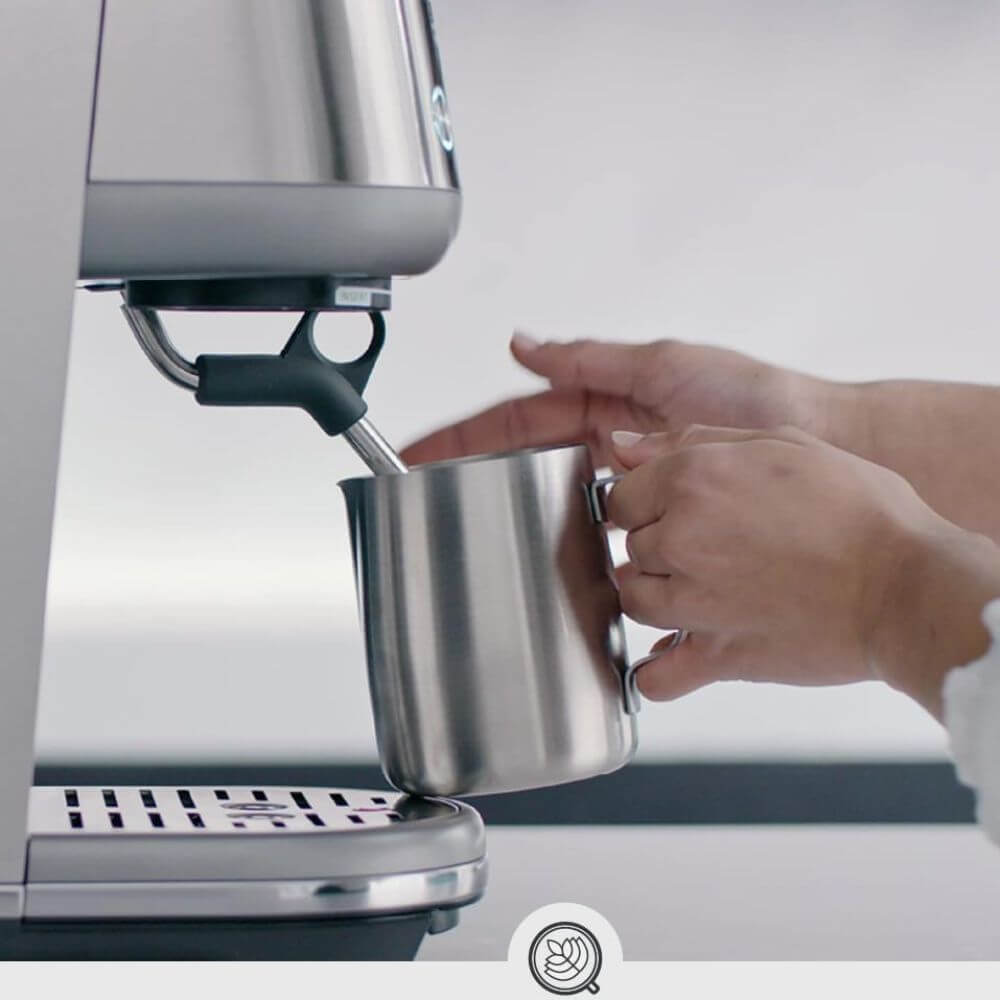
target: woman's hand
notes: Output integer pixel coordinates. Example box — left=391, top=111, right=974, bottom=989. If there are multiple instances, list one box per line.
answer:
left=609, top=425, right=1000, bottom=719
left=404, top=333, right=1000, bottom=547
left=402, top=333, right=856, bottom=467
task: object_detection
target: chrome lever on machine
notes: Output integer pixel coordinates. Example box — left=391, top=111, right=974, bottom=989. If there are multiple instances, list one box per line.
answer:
left=119, top=299, right=407, bottom=475
left=120, top=304, right=199, bottom=390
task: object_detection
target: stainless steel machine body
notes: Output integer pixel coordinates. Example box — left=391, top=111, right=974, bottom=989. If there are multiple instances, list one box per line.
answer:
left=0, top=0, right=478, bottom=956
left=83, top=0, right=459, bottom=279
left=340, top=446, right=640, bottom=797
left=0, top=0, right=103, bottom=924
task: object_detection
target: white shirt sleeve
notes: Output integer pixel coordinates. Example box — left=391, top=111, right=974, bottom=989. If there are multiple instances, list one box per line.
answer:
left=943, top=597, right=1000, bottom=844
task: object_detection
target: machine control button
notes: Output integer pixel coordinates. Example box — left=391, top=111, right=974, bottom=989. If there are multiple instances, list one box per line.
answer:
left=431, top=85, right=454, bottom=152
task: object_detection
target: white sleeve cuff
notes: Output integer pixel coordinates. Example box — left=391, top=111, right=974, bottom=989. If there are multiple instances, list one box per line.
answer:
left=943, top=597, right=1000, bottom=844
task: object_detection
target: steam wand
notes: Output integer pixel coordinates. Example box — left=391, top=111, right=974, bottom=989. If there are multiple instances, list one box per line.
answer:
left=121, top=302, right=408, bottom=476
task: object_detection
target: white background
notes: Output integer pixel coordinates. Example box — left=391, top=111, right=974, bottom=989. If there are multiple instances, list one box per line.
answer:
left=37, top=0, right=1000, bottom=763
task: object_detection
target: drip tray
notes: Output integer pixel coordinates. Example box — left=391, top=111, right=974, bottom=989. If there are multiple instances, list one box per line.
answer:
left=22, top=786, right=487, bottom=923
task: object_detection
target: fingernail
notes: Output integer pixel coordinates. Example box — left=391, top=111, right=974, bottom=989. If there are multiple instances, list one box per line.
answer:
left=511, top=331, right=541, bottom=352
left=611, top=430, right=645, bottom=448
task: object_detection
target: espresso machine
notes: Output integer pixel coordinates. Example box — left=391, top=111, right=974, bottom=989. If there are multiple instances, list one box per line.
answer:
left=0, top=0, right=488, bottom=960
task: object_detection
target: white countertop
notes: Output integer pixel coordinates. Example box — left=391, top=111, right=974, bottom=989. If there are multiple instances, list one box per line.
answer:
left=418, top=825, right=1000, bottom=960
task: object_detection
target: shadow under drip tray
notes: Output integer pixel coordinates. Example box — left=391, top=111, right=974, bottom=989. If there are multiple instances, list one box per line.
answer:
left=0, top=912, right=433, bottom=961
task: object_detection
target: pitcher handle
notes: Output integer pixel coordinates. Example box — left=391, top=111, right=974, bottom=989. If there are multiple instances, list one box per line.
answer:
left=586, top=473, right=689, bottom=715
left=585, top=473, right=625, bottom=524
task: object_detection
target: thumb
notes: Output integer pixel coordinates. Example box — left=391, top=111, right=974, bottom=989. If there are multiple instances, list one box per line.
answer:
left=511, top=332, right=661, bottom=400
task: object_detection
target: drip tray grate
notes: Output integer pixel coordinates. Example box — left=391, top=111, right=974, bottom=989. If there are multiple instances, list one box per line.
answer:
left=34, top=786, right=404, bottom=835
left=21, top=787, right=487, bottom=923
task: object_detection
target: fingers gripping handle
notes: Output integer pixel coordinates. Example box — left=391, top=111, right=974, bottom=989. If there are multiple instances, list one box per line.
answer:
left=586, top=474, right=640, bottom=714
left=585, top=473, right=688, bottom=714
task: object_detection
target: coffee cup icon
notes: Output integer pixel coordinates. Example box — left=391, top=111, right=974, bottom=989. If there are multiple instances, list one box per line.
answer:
left=528, top=921, right=603, bottom=995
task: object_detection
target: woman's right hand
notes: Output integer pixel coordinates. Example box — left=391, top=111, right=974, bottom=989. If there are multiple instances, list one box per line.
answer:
left=607, top=425, right=1000, bottom=719
left=401, top=332, right=861, bottom=468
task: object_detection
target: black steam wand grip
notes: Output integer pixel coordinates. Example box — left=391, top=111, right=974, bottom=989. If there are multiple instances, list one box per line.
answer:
left=194, top=311, right=385, bottom=436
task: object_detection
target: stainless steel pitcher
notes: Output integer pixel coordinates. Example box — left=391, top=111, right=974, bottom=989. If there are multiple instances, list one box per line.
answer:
left=339, top=445, right=639, bottom=797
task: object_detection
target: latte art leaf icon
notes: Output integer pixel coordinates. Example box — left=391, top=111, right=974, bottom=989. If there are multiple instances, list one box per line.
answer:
left=545, top=936, right=587, bottom=979
left=528, top=922, right=603, bottom=995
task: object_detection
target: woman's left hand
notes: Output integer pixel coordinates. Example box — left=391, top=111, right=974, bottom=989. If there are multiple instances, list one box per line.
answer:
left=608, top=425, right=999, bottom=718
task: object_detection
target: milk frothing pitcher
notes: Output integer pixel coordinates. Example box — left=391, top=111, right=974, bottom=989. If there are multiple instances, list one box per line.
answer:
left=340, top=444, right=640, bottom=797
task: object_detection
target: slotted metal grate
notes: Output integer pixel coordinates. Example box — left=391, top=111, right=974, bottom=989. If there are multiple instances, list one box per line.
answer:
left=30, top=787, right=404, bottom=835
left=21, top=786, right=487, bottom=925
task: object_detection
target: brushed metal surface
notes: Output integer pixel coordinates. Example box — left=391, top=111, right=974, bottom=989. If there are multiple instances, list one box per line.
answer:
left=25, top=865, right=486, bottom=921
left=82, top=0, right=461, bottom=279
left=0, top=888, right=24, bottom=921
left=340, top=446, right=638, bottom=797
left=90, top=0, right=457, bottom=188
left=0, top=0, right=103, bottom=896
left=81, top=183, right=460, bottom=279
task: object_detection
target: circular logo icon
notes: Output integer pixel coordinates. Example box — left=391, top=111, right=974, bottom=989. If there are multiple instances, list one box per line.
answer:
left=528, top=921, right=603, bottom=995
left=430, top=84, right=455, bottom=152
